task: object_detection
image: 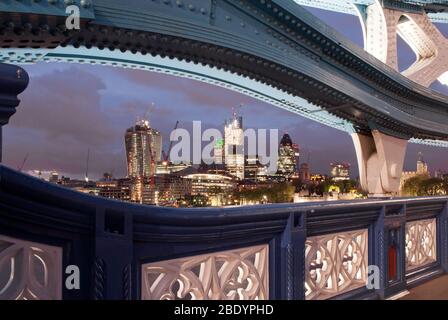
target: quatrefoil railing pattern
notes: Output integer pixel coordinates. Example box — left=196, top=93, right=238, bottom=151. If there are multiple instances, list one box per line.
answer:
left=0, top=235, right=62, bottom=300
left=305, top=229, right=369, bottom=300
left=141, top=245, right=269, bottom=300
left=405, top=218, right=437, bottom=271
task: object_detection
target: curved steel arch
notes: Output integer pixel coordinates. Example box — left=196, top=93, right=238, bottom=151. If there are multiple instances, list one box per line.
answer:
left=0, top=0, right=448, bottom=146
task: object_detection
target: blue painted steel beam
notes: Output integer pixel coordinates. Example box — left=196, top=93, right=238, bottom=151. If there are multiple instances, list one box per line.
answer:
left=0, top=0, right=95, bottom=19
left=0, top=164, right=447, bottom=299
left=294, top=0, right=448, bottom=23
left=0, top=0, right=447, bottom=147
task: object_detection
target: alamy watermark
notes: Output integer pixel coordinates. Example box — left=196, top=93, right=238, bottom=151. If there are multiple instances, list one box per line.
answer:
left=66, top=5, right=81, bottom=30
left=366, top=265, right=380, bottom=290
left=168, top=121, right=279, bottom=172
left=65, top=265, right=80, bottom=290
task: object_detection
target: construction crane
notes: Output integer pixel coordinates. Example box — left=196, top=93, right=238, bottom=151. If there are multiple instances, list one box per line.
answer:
left=18, top=153, right=29, bottom=172
left=162, top=120, right=180, bottom=165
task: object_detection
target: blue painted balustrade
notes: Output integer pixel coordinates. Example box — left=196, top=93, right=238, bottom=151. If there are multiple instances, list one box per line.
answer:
left=0, top=164, right=447, bottom=300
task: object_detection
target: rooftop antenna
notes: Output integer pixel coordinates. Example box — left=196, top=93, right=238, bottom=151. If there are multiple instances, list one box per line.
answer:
left=85, top=148, right=90, bottom=183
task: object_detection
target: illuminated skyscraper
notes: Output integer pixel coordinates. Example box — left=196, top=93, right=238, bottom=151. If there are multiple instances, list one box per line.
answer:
left=330, top=162, right=350, bottom=181
left=277, top=133, right=297, bottom=179
left=125, top=119, right=161, bottom=179
left=214, top=138, right=225, bottom=164
left=292, top=143, right=300, bottom=173
left=224, top=112, right=244, bottom=180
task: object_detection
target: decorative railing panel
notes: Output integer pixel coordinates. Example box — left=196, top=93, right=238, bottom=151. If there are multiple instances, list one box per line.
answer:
left=305, top=229, right=369, bottom=300
left=0, top=235, right=62, bottom=300
left=141, top=245, right=269, bottom=300
left=405, top=218, right=437, bottom=271
left=2, top=165, right=448, bottom=300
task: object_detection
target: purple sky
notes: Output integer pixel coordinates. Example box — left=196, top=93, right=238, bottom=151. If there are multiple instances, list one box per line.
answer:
left=4, top=7, right=448, bottom=179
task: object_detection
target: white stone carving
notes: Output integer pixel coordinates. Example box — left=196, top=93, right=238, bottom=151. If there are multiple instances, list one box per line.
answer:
left=352, top=130, right=408, bottom=196
left=405, top=218, right=437, bottom=271
left=0, top=235, right=62, bottom=300
left=305, top=229, right=368, bottom=300
left=141, top=245, right=269, bottom=300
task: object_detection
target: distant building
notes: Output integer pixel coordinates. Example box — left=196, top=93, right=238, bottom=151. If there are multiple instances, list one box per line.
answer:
left=97, top=178, right=132, bottom=202
left=152, top=174, right=192, bottom=206
left=416, top=152, right=429, bottom=175
left=245, top=155, right=267, bottom=182
left=435, top=170, right=448, bottom=179
left=58, top=177, right=90, bottom=189
left=125, top=119, right=162, bottom=179
left=27, top=170, right=60, bottom=182
left=310, top=174, right=326, bottom=184
left=156, top=161, right=191, bottom=175
left=184, top=173, right=236, bottom=195
left=49, top=171, right=59, bottom=184
left=330, top=162, right=350, bottom=181
left=214, top=138, right=225, bottom=165
left=130, top=177, right=148, bottom=203
left=125, top=119, right=162, bottom=204
left=199, top=161, right=227, bottom=176
left=400, top=152, right=430, bottom=193
left=184, top=173, right=237, bottom=206
left=71, top=183, right=100, bottom=196
left=277, top=133, right=297, bottom=179
left=224, top=112, right=244, bottom=180
left=292, top=143, right=300, bottom=165
left=299, top=163, right=311, bottom=182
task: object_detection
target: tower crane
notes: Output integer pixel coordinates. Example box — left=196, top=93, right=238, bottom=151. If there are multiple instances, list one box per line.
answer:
left=18, top=153, right=29, bottom=172
left=162, top=120, right=180, bottom=165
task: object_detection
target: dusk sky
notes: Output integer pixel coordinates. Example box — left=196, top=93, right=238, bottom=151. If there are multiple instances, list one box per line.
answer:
left=4, top=6, right=448, bottom=180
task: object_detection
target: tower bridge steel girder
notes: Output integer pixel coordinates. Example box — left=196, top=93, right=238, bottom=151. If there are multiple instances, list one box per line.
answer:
left=357, top=0, right=448, bottom=87
left=294, top=0, right=448, bottom=23
left=0, top=0, right=448, bottom=195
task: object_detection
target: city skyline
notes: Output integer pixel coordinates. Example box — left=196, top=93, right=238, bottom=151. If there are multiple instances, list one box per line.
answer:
left=3, top=7, right=448, bottom=180
left=18, top=111, right=438, bottom=182
left=2, top=0, right=448, bottom=302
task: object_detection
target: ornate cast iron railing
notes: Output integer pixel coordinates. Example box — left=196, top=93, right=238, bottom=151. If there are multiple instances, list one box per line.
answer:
left=141, top=245, right=269, bottom=300
left=305, top=229, right=369, bottom=300
left=0, top=235, right=62, bottom=300
left=405, top=218, right=437, bottom=271
left=0, top=165, right=447, bottom=300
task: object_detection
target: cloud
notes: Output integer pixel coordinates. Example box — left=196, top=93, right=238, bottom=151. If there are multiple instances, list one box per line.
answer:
left=11, top=66, right=114, bottom=145
left=4, top=5, right=448, bottom=181
left=4, top=66, right=127, bottom=178
left=113, top=68, right=264, bottom=111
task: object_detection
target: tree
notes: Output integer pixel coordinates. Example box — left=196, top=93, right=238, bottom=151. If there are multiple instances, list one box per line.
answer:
left=178, top=194, right=209, bottom=207
left=402, top=176, right=446, bottom=196
left=234, top=183, right=295, bottom=204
